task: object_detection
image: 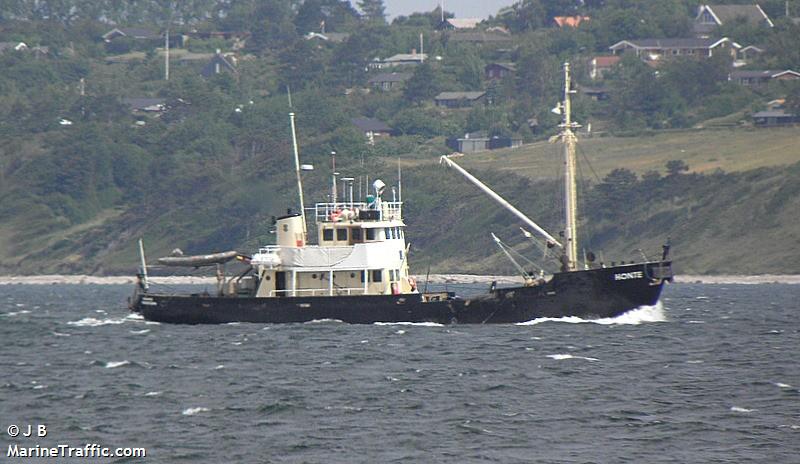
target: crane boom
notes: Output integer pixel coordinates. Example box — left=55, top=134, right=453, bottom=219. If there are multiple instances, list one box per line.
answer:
left=439, top=155, right=562, bottom=248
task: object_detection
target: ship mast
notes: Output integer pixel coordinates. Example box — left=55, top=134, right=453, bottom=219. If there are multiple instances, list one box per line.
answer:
left=560, top=62, right=581, bottom=271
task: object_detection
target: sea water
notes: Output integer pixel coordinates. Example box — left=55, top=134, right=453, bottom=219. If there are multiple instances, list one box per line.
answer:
left=1, top=283, right=798, bottom=463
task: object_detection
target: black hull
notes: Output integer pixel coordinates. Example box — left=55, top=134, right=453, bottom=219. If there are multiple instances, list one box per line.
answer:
left=130, top=262, right=672, bottom=325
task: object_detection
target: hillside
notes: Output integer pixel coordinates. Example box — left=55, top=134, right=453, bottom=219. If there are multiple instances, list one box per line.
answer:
left=458, top=126, right=800, bottom=179
left=1, top=126, right=799, bottom=276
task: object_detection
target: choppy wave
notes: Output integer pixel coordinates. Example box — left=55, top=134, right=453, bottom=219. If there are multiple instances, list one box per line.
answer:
left=105, top=360, right=130, bottom=369
left=2, top=310, right=32, bottom=317
left=546, top=354, right=599, bottom=361
left=374, top=322, right=444, bottom=327
left=517, top=301, right=666, bottom=326
left=730, top=406, right=754, bottom=413
left=182, top=407, right=210, bottom=416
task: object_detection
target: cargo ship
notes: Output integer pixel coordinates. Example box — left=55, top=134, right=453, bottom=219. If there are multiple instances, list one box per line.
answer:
left=129, top=63, right=673, bottom=324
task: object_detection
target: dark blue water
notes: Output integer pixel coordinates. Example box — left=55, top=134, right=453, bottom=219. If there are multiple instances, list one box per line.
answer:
left=1, top=283, right=798, bottom=463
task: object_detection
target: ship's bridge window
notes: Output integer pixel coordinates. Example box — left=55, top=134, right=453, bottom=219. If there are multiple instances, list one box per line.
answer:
left=322, top=228, right=333, bottom=241
left=371, top=270, right=383, bottom=282
left=366, top=228, right=376, bottom=241
left=351, top=228, right=363, bottom=242
left=336, top=228, right=347, bottom=241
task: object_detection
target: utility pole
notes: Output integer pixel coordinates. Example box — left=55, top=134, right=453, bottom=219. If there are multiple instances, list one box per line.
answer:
left=165, top=29, right=170, bottom=81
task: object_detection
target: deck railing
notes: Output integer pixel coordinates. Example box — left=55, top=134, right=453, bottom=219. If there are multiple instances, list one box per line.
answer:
left=312, top=201, right=402, bottom=223
left=269, top=287, right=369, bottom=297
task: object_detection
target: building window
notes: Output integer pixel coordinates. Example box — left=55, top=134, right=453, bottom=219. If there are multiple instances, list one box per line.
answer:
left=371, top=270, right=382, bottom=282
left=337, top=228, right=347, bottom=241
left=366, top=228, right=376, bottom=240
left=323, top=228, right=333, bottom=241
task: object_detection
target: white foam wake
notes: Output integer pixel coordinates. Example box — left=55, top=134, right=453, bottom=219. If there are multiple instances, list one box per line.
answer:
left=516, top=301, right=666, bottom=326
left=68, top=317, right=127, bottom=327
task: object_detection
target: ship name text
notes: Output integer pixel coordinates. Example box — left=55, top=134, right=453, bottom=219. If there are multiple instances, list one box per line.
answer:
left=614, top=271, right=644, bottom=281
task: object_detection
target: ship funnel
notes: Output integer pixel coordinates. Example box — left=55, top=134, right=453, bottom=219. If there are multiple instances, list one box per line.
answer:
left=373, top=179, right=386, bottom=197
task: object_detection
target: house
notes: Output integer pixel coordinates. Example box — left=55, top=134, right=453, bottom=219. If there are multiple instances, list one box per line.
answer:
left=486, top=26, right=510, bottom=34
left=434, top=91, right=486, bottom=108
left=121, top=98, right=167, bottom=113
left=0, top=42, right=28, bottom=53
left=183, top=30, right=249, bottom=49
left=485, top=63, right=516, bottom=80
left=609, top=38, right=739, bottom=62
left=448, top=31, right=514, bottom=45
left=446, top=133, right=522, bottom=153
left=589, top=55, right=621, bottom=80
left=447, top=132, right=490, bottom=153
left=694, top=4, right=773, bottom=37
left=439, top=18, right=482, bottom=30
left=369, top=51, right=426, bottom=69
left=752, top=110, right=797, bottom=126
left=201, top=50, right=237, bottom=78
left=304, top=32, right=350, bottom=43
left=553, top=16, right=590, bottom=28
left=367, top=73, right=412, bottom=91
left=579, top=85, right=610, bottom=101
left=29, top=45, right=49, bottom=56
left=102, top=27, right=161, bottom=42
left=488, top=135, right=523, bottom=150
left=352, top=117, right=393, bottom=144
left=738, top=45, right=764, bottom=61
left=729, top=70, right=800, bottom=86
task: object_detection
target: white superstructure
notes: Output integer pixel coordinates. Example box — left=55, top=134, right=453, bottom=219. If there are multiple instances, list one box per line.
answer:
left=250, top=198, right=416, bottom=297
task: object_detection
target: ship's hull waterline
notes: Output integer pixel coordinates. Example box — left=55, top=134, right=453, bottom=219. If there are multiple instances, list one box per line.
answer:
left=130, top=262, right=672, bottom=324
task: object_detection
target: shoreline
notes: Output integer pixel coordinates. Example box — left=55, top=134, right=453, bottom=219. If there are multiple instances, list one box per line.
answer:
left=1, top=274, right=799, bottom=285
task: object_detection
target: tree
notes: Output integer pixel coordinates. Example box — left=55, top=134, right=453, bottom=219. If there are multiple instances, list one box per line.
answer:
left=357, top=0, right=386, bottom=25
left=666, top=159, right=689, bottom=176
left=596, top=167, right=638, bottom=206
left=403, top=63, right=442, bottom=103
left=295, top=0, right=359, bottom=34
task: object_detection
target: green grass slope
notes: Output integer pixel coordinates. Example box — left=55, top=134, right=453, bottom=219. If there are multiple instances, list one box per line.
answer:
left=1, top=127, right=799, bottom=276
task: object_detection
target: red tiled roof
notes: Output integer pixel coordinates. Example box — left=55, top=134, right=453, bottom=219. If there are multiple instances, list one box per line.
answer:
left=554, top=16, right=590, bottom=27
left=593, top=56, right=621, bottom=67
